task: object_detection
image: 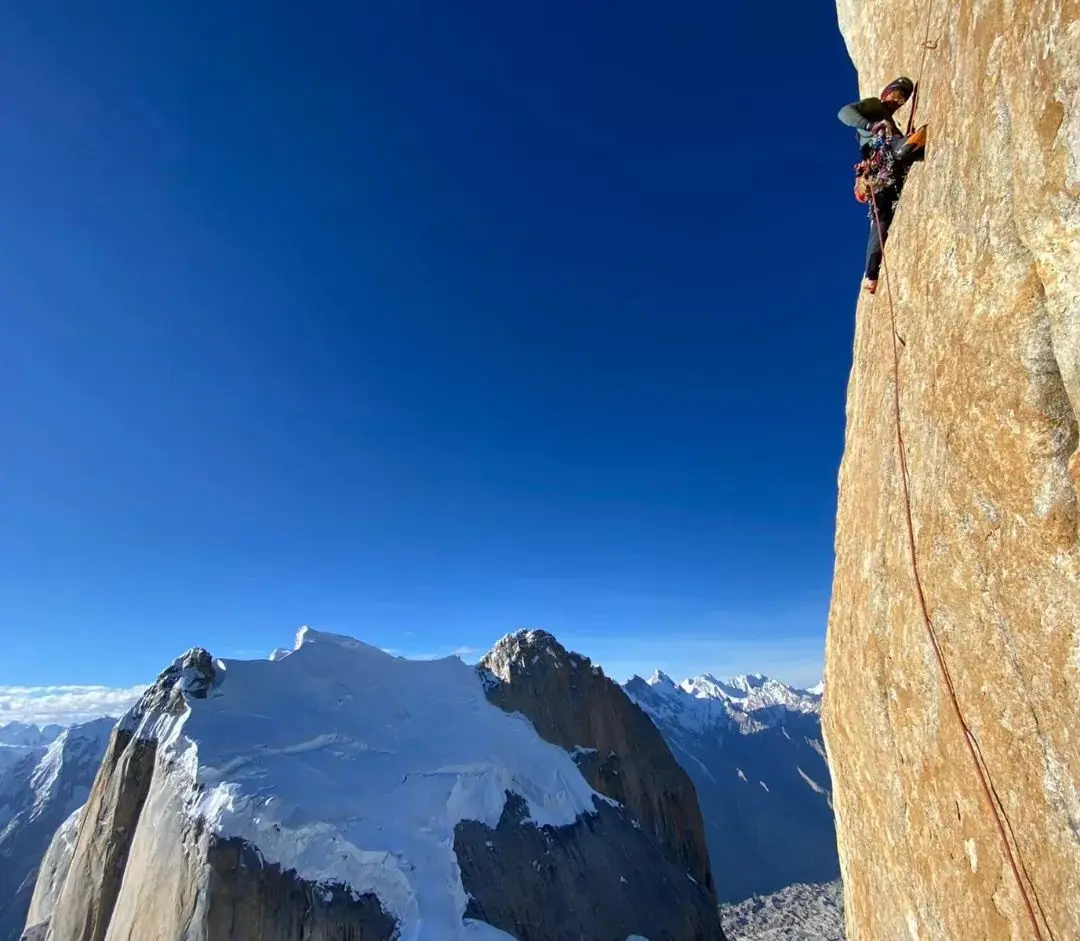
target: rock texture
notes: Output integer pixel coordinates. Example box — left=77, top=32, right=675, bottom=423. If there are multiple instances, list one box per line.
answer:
left=480, top=630, right=716, bottom=900
left=823, top=0, right=1080, bottom=937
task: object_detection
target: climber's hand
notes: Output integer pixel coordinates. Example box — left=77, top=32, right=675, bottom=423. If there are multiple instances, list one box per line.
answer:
left=871, top=120, right=893, bottom=137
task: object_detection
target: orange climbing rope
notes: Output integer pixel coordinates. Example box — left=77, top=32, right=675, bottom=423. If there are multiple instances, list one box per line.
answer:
left=905, top=0, right=939, bottom=133
left=862, top=9, right=1058, bottom=938
left=869, top=138, right=1053, bottom=938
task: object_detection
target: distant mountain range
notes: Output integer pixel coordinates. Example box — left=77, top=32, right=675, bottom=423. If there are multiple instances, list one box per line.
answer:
left=0, top=724, right=65, bottom=758
left=624, top=671, right=838, bottom=902
left=0, top=719, right=113, bottom=941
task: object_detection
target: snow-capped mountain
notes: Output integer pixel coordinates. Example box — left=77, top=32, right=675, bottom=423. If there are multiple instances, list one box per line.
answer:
left=676, top=672, right=822, bottom=716
left=0, top=724, right=64, bottom=751
left=24, top=629, right=724, bottom=941
left=0, top=725, right=67, bottom=778
left=625, top=671, right=838, bottom=903
left=0, top=718, right=113, bottom=941
left=634, top=671, right=822, bottom=736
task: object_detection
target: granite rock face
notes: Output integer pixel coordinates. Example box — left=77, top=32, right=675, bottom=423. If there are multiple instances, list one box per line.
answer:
left=480, top=630, right=716, bottom=900
left=823, top=0, right=1080, bottom=937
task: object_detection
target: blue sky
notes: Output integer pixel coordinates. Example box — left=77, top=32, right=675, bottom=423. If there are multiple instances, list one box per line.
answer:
left=1, top=1, right=864, bottom=712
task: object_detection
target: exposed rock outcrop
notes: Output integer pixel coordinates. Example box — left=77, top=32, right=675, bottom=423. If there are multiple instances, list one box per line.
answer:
left=456, top=793, right=719, bottom=941
left=480, top=630, right=716, bottom=900
left=823, top=0, right=1080, bottom=937
left=26, top=631, right=724, bottom=941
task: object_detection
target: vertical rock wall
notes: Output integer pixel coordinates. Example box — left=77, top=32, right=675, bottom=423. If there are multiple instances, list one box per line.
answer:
left=823, top=0, right=1080, bottom=937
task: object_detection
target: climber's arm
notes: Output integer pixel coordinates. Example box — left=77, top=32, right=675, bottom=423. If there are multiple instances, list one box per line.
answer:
left=837, top=98, right=884, bottom=130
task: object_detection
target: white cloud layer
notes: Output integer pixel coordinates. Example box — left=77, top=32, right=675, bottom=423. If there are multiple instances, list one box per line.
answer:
left=0, top=629, right=826, bottom=728
left=0, top=684, right=148, bottom=726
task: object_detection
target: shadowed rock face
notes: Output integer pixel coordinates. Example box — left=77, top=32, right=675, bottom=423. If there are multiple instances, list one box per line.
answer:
left=198, top=838, right=397, bottom=941
left=824, top=0, right=1080, bottom=937
left=456, top=793, right=723, bottom=941
left=479, top=631, right=717, bottom=901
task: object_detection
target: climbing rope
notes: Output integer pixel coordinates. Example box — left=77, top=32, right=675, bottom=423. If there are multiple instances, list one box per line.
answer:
left=869, top=168, right=1052, bottom=938
left=905, top=0, right=939, bottom=134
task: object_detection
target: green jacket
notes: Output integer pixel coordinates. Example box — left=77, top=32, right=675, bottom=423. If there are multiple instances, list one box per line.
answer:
left=838, top=97, right=900, bottom=152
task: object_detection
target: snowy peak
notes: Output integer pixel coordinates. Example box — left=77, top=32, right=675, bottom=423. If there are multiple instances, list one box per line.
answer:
left=22, top=717, right=114, bottom=822
left=647, top=669, right=679, bottom=690
left=624, top=669, right=838, bottom=901
left=0, top=716, right=113, bottom=941
left=627, top=670, right=822, bottom=738
left=29, top=628, right=722, bottom=941
left=81, top=631, right=610, bottom=940
left=643, top=671, right=821, bottom=712
left=0, top=721, right=64, bottom=749
left=292, top=624, right=390, bottom=654
left=120, top=647, right=218, bottom=742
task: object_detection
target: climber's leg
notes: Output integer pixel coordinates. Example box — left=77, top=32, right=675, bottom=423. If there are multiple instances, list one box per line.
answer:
left=864, top=186, right=899, bottom=287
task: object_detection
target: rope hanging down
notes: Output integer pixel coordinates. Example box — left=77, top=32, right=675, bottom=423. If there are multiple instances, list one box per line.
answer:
left=905, top=0, right=940, bottom=133
left=869, top=191, right=1051, bottom=941
left=866, top=8, right=1054, bottom=937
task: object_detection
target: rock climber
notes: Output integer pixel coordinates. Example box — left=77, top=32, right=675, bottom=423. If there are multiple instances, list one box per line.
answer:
left=838, top=76, right=925, bottom=294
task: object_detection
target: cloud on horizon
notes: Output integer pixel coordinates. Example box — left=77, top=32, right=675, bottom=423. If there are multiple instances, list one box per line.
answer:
left=0, top=684, right=148, bottom=726
left=1, top=629, right=825, bottom=728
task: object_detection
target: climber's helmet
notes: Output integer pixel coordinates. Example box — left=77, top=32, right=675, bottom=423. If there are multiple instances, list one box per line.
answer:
left=881, top=76, right=914, bottom=110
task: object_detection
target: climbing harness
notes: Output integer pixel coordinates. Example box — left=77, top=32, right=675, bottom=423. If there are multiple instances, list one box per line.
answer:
left=854, top=123, right=929, bottom=205
left=853, top=134, right=900, bottom=203
left=867, top=41, right=1054, bottom=935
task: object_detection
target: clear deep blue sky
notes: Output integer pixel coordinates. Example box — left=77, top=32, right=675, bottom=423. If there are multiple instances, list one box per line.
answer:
left=1, top=1, right=865, bottom=694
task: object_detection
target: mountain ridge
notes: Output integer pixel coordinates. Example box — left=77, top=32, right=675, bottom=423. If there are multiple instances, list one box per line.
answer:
left=624, top=668, right=837, bottom=902
left=0, top=718, right=113, bottom=941
left=22, top=628, right=725, bottom=941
